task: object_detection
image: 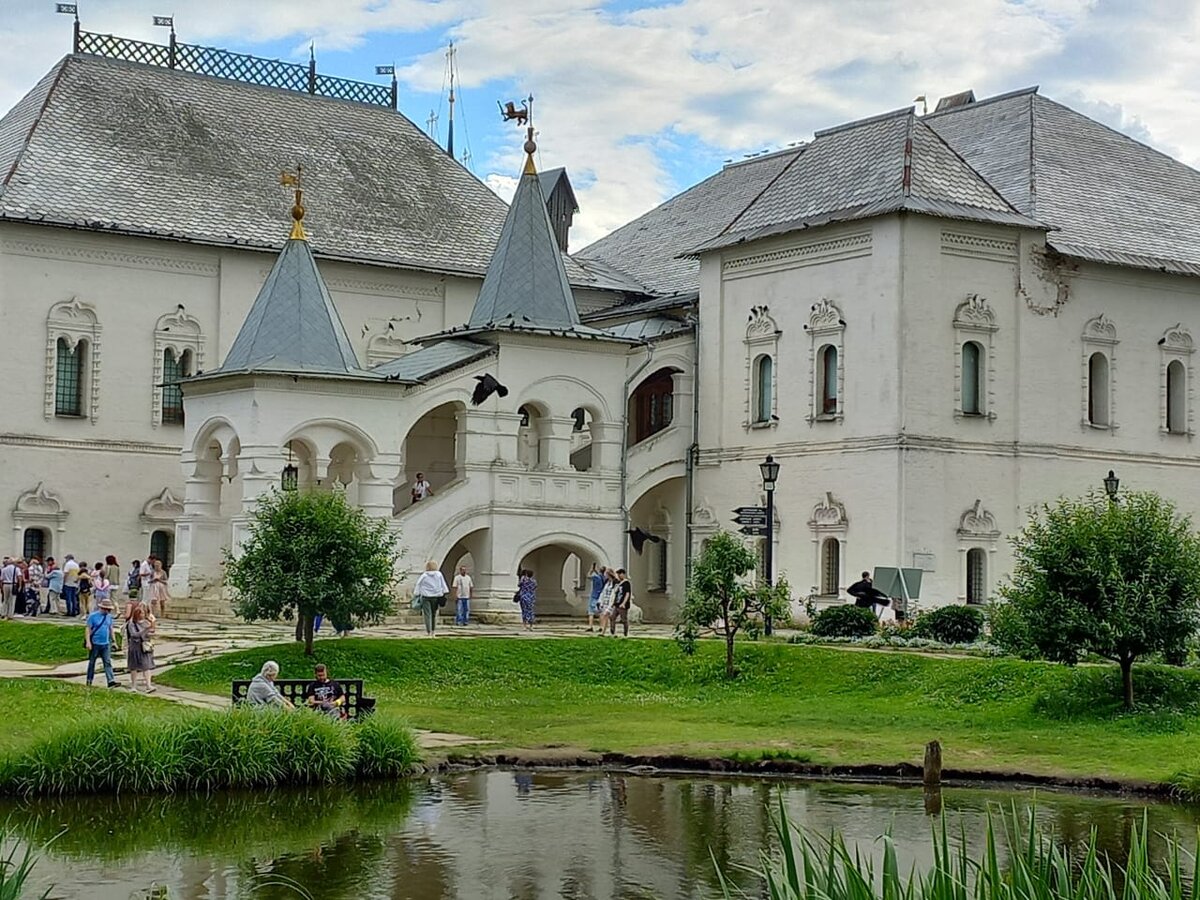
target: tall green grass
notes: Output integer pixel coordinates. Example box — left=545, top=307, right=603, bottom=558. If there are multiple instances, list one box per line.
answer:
left=0, top=708, right=420, bottom=797
left=720, top=802, right=1200, bottom=900
left=0, top=822, right=50, bottom=900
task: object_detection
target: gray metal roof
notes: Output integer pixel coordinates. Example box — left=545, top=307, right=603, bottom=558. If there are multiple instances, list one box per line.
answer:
left=538, top=167, right=578, bottom=212
left=925, top=89, right=1200, bottom=275
left=371, top=339, right=493, bottom=382
left=0, top=53, right=634, bottom=291
left=468, top=161, right=581, bottom=328
left=213, top=236, right=368, bottom=377
left=576, top=149, right=799, bottom=296
left=602, top=316, right=693, bottom=341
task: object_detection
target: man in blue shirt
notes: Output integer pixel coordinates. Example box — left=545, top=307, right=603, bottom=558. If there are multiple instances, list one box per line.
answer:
left=588, top=564, right=607, bottom=632
left=85, top=597, right=120, bottom=688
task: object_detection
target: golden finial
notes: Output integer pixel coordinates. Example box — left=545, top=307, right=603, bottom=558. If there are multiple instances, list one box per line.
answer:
left=279, top=164, right=307, bottom=240
left=522, top=126, right=537, bottom=175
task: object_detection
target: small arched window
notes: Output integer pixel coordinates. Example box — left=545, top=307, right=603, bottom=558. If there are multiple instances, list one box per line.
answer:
left=966, top=548, right=987, bottom=604
left=754, top=355, right=773, bottom=423
left=22, top=527, right=48, bottom=562
left=161, top=348, right=190, bottom=425
left=961, top=341, right=983, bottom=415
left=1087, top=352, right=1109, bottom=426
left=1167, top=360, right=1187, bottom=434
left=820, top=538, right=840, bottom=596
left=55, top=338, right=86, bottom=417
left=818, top=345, right=838, bottom=415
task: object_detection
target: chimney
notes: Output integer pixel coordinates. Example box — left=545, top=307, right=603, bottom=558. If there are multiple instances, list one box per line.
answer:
left=933, top=90, right=976, bottom=113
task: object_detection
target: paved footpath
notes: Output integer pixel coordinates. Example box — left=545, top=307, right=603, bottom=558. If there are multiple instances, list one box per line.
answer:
left=0, top=615, right=683, bottom=749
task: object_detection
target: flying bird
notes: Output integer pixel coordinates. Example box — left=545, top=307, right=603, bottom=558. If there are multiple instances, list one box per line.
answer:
left=626, top=527, right=663, bottom=555
left=471, top=373, right=509, bottom=406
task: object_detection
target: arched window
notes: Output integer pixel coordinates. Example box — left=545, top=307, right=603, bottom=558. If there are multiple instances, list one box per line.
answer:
left=966, top=548, right=987, bottom=604
left=818, top=345, right=838, bottom=415
left=161, top=348, right=190, bottom=425
left=22, top=527, right=48, bottom=562
left=961, top=341, right=983, bottom=416
left=150, top=530, right=174, bottom=571
left=820, top=538, right=840, bottom=596
left=54, top=338, right=86, bottom=417
left=1087, top=352, right=1109, bottom=426
left=1167, top=360, right=1187, bottom=434
left=631, top=368, right=678, bottom=443
left=754, top=355, right=773, bottom=423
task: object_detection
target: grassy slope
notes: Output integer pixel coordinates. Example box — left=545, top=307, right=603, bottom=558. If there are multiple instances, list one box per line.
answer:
left=159, top=637, right=1200, bottom=782
left=0, top=620, right=87, bottom=665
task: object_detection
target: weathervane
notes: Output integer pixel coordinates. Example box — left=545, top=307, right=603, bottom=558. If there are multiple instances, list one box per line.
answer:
left=279, top=164, right=306, bottom=240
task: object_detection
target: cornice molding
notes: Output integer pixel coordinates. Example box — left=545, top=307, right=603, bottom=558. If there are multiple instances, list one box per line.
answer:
left=0, top=432, right=181, bottom=456
left=1, top=237, right=219, bottom=276
left=940, top=229, right=1019, bottom=263
left=722, top=230, right=872, bottom=280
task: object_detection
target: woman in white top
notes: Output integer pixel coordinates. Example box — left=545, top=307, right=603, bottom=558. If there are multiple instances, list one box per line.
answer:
left=413, top=560, right=450, bottom=636
left=596, top=570, right=617, bottom=636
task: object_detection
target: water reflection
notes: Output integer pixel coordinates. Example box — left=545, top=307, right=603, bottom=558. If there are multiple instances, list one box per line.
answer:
left=4, top=772, right=1197, bottom=899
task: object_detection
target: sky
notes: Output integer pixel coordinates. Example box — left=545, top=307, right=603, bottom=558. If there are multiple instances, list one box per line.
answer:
left=2, top=0, right=1199, bottom=248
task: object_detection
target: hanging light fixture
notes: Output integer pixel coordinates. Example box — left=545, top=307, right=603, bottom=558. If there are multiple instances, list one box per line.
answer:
left=281, top=442, right=298, bottom=492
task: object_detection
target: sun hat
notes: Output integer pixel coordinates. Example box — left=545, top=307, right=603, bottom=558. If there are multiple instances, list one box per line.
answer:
left=98, top=598, right=114, bottom=610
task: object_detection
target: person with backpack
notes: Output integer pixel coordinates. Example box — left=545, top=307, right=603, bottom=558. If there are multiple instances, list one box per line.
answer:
left=84, top=597, right=120, bottom=688
left=126, top=560, right=141, bottom=600
left=610, top=568, right=633, bottom=638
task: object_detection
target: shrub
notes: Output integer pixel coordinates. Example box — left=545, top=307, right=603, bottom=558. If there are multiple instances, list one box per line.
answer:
left=811, top=605, right=877, bottom=638
left=0, top=707, right=418, bottom=797
left=910, top=605, right=985, bottom=644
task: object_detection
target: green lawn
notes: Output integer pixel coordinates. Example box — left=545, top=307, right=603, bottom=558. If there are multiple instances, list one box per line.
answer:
left=159, top=637, right=1200, bottom=783
left=0, top=619, right=87, bottom=665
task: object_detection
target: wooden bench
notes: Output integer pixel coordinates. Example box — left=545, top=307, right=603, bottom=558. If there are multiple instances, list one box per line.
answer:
left=231, top=679, right=376, bottom=719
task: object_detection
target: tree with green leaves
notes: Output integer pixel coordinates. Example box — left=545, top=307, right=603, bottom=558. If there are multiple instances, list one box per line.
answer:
left=995, top=490, right=1200, bottom=709
left=675, top=530, right=791, bottom=679
left=225, top=489, right=400, bottom=655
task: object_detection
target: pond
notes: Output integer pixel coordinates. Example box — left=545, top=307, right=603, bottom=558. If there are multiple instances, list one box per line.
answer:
left=5, top=771, right=1198, bottom=899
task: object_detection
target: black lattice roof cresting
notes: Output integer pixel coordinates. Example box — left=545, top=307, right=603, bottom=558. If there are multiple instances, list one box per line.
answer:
left=74, top=28, right=397, bottom=109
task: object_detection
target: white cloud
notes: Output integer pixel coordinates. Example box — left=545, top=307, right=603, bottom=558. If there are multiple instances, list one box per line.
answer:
left=3, top=0, right=1200, bottom=246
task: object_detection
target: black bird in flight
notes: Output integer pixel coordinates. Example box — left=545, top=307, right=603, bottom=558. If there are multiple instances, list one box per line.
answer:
left=626, top=527, right=663, bottom=554
left=471, top=373, right=510, bottom=406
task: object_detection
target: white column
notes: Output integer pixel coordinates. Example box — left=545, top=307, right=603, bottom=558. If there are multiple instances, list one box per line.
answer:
left=357, top=455, right=403, bottom=520
left=543, top=416, right=576, bottom=469
left=588, top=421, right=622, bottom=472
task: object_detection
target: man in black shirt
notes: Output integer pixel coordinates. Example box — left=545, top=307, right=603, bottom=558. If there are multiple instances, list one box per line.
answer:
left=848, top=571, right=890, bottom=614
left=303, top=664, right=346, bottom=718
left=610, top=569, right=633, bottom=637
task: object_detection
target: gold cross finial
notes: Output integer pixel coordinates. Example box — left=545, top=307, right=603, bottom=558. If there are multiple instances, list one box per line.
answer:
left=522, top=126, right=537, bottom=175
left=279, top=164, right=306, bottom=240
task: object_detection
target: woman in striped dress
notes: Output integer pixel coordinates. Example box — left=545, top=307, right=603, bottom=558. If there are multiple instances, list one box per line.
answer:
left=517, top=569, right=537, bottom=631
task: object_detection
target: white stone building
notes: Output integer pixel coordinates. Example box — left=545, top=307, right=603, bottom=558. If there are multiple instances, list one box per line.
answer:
left=4, top=36, right=1200, bottom=619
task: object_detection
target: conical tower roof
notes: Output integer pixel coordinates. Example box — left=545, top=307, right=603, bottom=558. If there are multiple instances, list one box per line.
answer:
left=468, top=131, right=581, bottom=328
left=214, top=177, right=365, bottom=377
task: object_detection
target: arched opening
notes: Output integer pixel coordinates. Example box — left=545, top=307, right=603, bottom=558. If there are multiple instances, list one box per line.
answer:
left=1167, top=360, right=1187, bottom=434
left=195, top=430, right=241, bottom=519
left=1087, top=352, right=1109, bottom=426
left=570, top=406, right=595, bottom=472
left=818, top=345, right=837, bottom=416
left=966, top=548, right=987, bottom=604
left=628, top=476, right=685, bottom=621
left=162, top=348, right=192, bottom=425
left=516, top=404, right=546, bottom=469
left=150, top=530, right=174, bottom=572
left=399, top=401, right=464, bottom=511
left=516, top=542, right=603, bottom=617
left=327, top=440, right=367, bottom=505
left=628, top=368, right=678, bottom=444
left=820, top=538, right=840, bottom=597
left=55, top=337, right=86, bottom=417
left=22, top=527, right=48, bottom=562
left=753, top=355, right=773, bottom=423
left=961, top=341, right=983, bottom=416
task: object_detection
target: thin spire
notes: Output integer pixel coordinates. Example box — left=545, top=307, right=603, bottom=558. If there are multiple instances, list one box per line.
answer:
left=279, top=164, right=306, bottom=240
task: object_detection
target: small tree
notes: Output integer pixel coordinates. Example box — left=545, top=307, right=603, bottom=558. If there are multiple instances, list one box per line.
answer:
left=996, top=490, right=1200, bottom=709
left=675, top=530, right=791, bottom=679
left=225, top=489, right=400, bottom=655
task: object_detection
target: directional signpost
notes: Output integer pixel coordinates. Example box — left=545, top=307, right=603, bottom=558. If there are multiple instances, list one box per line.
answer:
left=732, top=506, right=769, bottom=536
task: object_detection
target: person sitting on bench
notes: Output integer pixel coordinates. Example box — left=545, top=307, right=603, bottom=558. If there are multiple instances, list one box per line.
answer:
left=303, top=663, right=346, bottom=718
left=247, top=660, right=293, bottom=709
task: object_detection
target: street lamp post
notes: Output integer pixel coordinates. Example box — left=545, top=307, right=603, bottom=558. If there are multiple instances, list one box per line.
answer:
left=1103, top=469, right=1120, bottom=503
left=759, top=454, right=780, bottom=635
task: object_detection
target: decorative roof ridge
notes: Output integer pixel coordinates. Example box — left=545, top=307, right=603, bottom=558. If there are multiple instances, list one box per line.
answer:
left=814, top=105, right=913, bottom=138
left=922, top=85, right=1040, bottom=120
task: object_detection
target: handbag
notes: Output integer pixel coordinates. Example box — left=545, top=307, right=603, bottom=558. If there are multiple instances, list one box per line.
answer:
left=512, top=590, right=521, bottom=604
left=411, top=594, right=423, bottom=610
left=437, top=594, right=447, bottom=609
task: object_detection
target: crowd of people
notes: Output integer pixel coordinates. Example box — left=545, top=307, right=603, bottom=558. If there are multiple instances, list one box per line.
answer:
left=0, top=553, right=170, bottom=621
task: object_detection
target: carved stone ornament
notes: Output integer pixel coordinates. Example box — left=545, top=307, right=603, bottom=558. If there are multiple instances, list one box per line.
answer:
left=806, top=299, right=845, bottom=333
left=1082, top=313, right=1118, bottom=343
left=1023, top=244, right=1071, bottom=317
left=141, top=487, right=185, bottom=521
left=952, top=293, right=998, bottom=331
left=692, top=502, right=717, bottom=526
left=808, top=491, right=848, bottom=529
left=13, top=482, right=67, bottom=517
left=366, top=328, right=409, bottom=365
left=957, top=499, right=1000, bottom=540
left=745, top=305, right=779, bottom=339
left=1161, top=324, right=1194, bottom=353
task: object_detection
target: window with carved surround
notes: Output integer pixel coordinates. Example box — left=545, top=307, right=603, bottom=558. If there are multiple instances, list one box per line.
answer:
left=45, top=298, right=101, bottom=422
left=744, top=306, right=780, bottom=428
left=1081, top=314, right=1118, bottom=431
left=366, top=330, right=408, bottom=366
left=805, top=299, right=845, bottom=423
left=956, top=499, right=999, bottom=603
left=152, top=307, right=205, bottom=428
left=808, top=491, right=847, bottom=598
left=1159, top=324, right=1193, bottom=436
left=952, top=294, right=997, bottom=420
